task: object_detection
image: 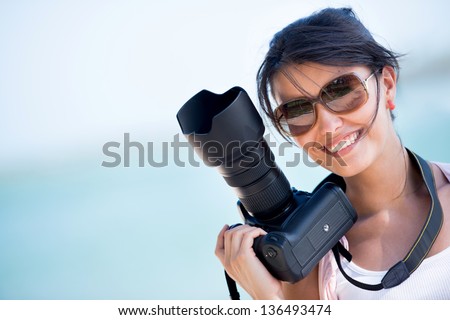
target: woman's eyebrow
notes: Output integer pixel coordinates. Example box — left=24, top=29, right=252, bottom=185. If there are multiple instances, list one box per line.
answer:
left=279, top=94, right=308, bottom=105
left=277, top=69, right=314, bottom=103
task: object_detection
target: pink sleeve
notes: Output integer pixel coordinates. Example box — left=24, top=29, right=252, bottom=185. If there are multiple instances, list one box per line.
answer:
left=433, top=162, right=450, bottom=182
left=318, top=237, right=348, bottom=300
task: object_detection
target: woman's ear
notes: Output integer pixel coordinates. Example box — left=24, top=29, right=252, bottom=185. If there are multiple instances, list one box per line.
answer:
left=381, top=66, right=397, bottom=101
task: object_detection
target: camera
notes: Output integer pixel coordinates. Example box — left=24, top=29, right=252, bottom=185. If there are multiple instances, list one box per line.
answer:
left=176, top=86, right=357, bottom=283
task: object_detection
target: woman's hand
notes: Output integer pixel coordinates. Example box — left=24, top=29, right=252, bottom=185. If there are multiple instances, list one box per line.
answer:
left=215, top=224, right=284, bottom=300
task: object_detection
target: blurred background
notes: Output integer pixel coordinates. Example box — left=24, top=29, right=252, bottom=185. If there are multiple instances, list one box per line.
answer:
left=0, top=0, right=449, bottom=299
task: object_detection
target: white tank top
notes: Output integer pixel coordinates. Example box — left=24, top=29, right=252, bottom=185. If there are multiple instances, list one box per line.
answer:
left=336, top=245, right=450, bottom=299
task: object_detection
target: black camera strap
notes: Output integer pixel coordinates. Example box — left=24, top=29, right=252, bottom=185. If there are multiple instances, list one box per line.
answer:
left=224, top=270, right=240, bottom=300
left=329, top=149, right=443, bottom=290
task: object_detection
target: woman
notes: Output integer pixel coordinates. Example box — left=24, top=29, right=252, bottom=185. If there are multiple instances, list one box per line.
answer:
left=215, top=7, right=450, bottom=299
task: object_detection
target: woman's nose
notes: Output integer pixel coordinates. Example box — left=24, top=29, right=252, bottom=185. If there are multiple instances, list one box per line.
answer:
left=314, top=102, right=344, bottom=136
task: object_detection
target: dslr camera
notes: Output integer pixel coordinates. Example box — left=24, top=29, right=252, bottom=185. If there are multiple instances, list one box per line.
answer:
left=177, top=87, right=357, bottom=283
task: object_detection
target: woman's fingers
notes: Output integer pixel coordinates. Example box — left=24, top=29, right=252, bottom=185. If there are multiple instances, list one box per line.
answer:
left=214, top=224, right=229, bottom=264
left=214, top=224, right=284, bottom=299
left=221, top=225, right=266, bottom=271
left=240, top=227, right=267, bottom=254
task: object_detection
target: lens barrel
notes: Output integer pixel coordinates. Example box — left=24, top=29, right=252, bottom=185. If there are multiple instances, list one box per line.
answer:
left=176, top=87, right=293, bottom=221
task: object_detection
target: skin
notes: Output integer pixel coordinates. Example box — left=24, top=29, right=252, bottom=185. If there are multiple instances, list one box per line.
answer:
left=215, top=63, right=450, bottom=299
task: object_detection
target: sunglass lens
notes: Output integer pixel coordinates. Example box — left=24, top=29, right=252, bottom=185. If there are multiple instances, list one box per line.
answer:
left=279, top=100, right=315, bottom=135
left=321, top=74, right=368, bottom=112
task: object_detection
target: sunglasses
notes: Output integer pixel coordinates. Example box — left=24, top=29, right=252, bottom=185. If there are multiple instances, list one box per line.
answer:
left=275, top=70, right=378, bottom=136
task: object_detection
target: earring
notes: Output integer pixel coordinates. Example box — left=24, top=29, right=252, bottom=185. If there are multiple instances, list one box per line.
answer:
left=387, top=100, right=396, bottom=110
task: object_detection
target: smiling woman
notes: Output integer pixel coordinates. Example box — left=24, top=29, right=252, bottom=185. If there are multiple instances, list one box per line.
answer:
left=215, top=7, right=450, bottom=300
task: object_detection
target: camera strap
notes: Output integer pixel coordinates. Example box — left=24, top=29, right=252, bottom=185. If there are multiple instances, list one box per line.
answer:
left=327, top=149, right=443, bottom=290
left=224, top=270, right=240, bottom=300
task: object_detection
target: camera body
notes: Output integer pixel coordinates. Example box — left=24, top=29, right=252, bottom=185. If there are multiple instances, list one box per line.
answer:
left=241, top=183, right=356, bottom=283
left=177, top=86, right=357, bottom=283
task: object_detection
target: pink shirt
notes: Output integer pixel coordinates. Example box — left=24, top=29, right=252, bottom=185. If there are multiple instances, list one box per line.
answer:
left=318, top=161, right=450, bottom=299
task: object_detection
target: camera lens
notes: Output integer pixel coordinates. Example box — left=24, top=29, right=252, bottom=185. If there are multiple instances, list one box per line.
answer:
left=177, top=87, right=293, bottom=222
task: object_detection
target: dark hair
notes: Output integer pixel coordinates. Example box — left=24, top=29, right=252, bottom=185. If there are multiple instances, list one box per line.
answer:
left=256, top=7, right=402, bottom=139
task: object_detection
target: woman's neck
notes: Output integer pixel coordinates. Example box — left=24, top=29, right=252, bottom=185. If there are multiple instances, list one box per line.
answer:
left=344, top=138, right=421, bottom=216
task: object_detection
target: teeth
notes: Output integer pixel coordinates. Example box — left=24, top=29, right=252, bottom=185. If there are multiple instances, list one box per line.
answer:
left=327, top=132, right=359, bottom=153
